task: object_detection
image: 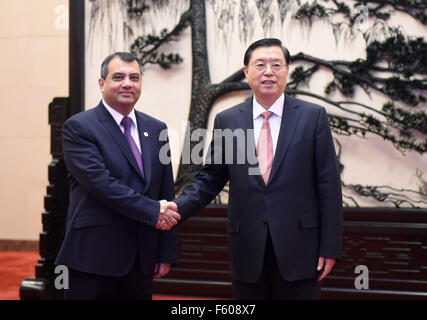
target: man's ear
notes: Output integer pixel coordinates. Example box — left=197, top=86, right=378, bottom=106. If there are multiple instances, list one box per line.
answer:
left=243, top=66, right=249, bottom=78
left=98, top=78, right=104, bottom=93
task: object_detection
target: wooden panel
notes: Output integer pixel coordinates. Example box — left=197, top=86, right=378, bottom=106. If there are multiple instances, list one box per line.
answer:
left=154, top=206, right=427, bottom=299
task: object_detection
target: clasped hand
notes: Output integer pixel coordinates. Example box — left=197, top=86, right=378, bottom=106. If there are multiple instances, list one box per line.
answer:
left=156, top=200, right=180, bottom=231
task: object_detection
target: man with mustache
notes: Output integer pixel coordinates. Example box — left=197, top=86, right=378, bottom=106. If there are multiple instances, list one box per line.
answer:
left=56, top=52, right=180, bottom=299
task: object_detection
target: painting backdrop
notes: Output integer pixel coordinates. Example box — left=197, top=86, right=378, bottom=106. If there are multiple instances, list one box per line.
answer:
left=83, top=0, right=426, bottom=208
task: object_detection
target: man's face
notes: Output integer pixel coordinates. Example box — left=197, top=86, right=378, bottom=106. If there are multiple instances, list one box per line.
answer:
left=244, top=46, right=289, bottom=105
left=98, top=56, right=142, bottom=112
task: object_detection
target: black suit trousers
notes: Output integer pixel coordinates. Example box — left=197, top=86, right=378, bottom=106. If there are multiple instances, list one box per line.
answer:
left=64, top=255, right=153, bottom=300
left=232, top=231, right=321, bottom=300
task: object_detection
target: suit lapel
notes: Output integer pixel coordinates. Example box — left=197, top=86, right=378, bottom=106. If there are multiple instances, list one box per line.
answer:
left=237, top=100, right=254, bottom=133
left=268, top=94, right=301, bottom=183
left=237, top=100, right=266, bottom=187
left=96, top=103, right=145, bottom=181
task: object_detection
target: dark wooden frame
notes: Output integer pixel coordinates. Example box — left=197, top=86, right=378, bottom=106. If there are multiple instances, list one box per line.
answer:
left=68, top=0, right=85, bottom=116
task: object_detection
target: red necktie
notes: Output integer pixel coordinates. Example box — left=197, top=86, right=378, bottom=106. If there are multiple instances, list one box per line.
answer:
left=257, top=111, right=273, bottom=184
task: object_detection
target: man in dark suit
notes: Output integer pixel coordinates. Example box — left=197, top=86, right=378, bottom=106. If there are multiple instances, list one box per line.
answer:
left=169, top=38, right=342, bottom=299
left=55, top=52, right=180, bottom=299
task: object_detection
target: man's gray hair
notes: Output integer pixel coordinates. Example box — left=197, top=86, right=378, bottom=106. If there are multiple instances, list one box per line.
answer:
left=100, top=52, right=143, bottom=79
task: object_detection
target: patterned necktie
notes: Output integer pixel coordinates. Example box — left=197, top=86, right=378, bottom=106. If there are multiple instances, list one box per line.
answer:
left=121, top=116, right=144, bottom=177
left=257, top=111, right=273, bottom=184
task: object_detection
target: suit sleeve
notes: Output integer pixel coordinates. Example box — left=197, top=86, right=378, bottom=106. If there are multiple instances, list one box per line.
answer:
left=62, top=117, right=160, bottom=227
left=314, top=107, right=343, bottom=259
left=174, top=114, right=230, bottom=220
left=157, top=128, right=179, bottom=264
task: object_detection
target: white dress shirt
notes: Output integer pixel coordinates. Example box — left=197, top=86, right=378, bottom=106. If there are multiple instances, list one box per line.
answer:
left=253, top=93, right=284, bottom=156
left=102, top=99, right=142, bottom=153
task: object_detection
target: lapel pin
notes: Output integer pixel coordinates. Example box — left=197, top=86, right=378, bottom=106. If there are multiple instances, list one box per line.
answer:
left=144, top=132, right=149, bottom=137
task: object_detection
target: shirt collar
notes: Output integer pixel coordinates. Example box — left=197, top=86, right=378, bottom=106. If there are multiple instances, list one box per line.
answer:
left=102, top=99, right=138, bottom=128
left=252, top=93, right=285, bottom=120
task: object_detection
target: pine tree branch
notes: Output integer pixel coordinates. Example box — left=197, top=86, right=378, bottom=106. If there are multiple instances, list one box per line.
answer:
left=130, top=7, right=192, bottom=66
left=289, top=89, right=427, bottom=154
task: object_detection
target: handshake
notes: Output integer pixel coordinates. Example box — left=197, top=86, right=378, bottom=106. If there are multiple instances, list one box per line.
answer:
left=156, top=200, right=181, bottom=231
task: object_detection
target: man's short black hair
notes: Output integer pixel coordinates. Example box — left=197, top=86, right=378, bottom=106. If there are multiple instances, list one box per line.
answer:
left=243, top=38, right=291, bottom=66
left=100, top=52, right=143, bottom=79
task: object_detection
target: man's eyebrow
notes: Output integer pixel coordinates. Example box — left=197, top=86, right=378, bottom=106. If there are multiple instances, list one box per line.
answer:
left=111, top=72, right=140, bottom=76
left=254, top=59, right=284, bottom=62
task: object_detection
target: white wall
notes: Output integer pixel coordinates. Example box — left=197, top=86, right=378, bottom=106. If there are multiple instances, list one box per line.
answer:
left=0, top=0, right=68, bottom=240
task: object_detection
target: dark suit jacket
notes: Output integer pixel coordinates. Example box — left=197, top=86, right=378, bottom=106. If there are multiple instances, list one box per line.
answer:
left=175, top=94, right=342, bottom=283
left=55, top=102, right=178, bottom=277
